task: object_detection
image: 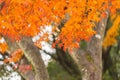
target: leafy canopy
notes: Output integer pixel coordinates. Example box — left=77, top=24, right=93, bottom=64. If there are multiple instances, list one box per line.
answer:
left=0, top=0, right=120, bottom=52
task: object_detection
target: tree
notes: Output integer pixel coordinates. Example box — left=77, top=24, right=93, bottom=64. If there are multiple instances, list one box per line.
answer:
left=102, top=12, right=120, bottom=80
left=47, top=61, right=77, bottom=80
left=0, top=0, right=120, bottom=80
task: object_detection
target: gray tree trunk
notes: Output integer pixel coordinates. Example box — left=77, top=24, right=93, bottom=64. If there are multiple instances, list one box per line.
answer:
left=70, top=11, right=109, bottom=80
left=5, top=37, right=49, bottom=80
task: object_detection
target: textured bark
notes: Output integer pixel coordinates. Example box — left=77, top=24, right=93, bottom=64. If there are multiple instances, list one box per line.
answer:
left=70, top=11, right=109, bottom=80
left=56, top=48, right=82, bottom=80
left=5, top=37, right=49, bottom=80
left=44, top=41, right=82, bottom=79
left=20, top=57, right=35, bottom=80
left=17, top=37, right=49, bottom=80
left=5, top=38, right=35, bottom=80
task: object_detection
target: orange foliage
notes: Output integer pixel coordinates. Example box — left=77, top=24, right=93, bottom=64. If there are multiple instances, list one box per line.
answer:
left=103, top=15, right=120, bottom=48
left=0, top=42, right=8, bottom=53
left=0, top=0, right=119, bottom=51
left=109, top=0, right=120, bottom=15
left=4, top=49, right=23, bottom=63
left=53, top=0, right=120, bottom=50
left=0, top=36, right=8, bottom=53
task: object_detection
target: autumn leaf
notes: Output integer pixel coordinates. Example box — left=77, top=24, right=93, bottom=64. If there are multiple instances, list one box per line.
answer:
left=0, top=0, right=119, bottom=52
left=0, top=42, right=8, bottom=53
left=103, top=15, right=120, bottom=48
left=4, top=49, right=23, bottom=63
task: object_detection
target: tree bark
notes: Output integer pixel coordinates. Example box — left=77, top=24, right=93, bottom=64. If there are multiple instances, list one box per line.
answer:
left=70, top=11, right=109, bottom=80
left=56, top=48, right=82, bottom=79
left=5, top=37, right=49, bottom=80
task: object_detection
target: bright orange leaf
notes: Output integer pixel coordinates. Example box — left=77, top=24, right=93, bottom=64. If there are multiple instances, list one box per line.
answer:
left=4, top=49, right=23, bottom=63
left=0, top=42, right=8, bottom=53
left=0, top=0, right=119, bottom=51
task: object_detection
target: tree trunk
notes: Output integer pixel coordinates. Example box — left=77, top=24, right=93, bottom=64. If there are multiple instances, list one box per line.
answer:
left=56, top=48, right=82, bottom=79
left=70, top=11, right=109, bottom=80
left=5, top=37, right=49, bottom=80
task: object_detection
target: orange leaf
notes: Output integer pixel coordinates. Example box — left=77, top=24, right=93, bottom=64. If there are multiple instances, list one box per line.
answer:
left=0, top=42, right=8, bottom=54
